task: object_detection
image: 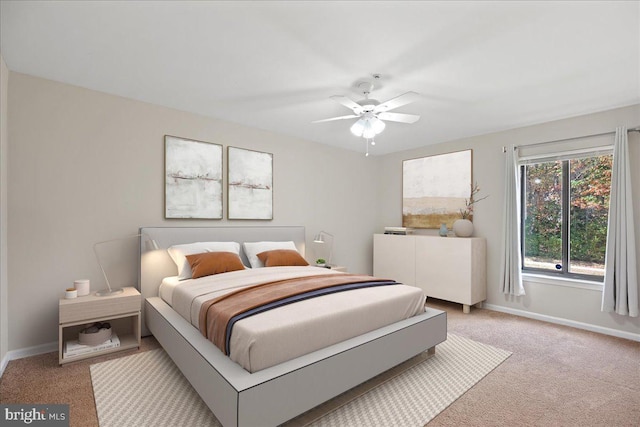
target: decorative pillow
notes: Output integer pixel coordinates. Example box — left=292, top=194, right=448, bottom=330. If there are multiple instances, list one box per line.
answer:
left=257, top=249, right=309, bottom=267
left=186, top=252, right=245, bottom=279
left=167, top=241, right=242, bottom=280
left=243, top=241, right=298, bottom=268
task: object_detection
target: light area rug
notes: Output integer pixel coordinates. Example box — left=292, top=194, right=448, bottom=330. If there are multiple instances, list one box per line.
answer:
left=90, top=334, right=511, bottom=427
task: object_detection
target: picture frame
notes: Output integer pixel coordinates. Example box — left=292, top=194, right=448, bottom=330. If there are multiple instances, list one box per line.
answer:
left=227, top=146, right=273, bottom=220
left=164, top=135, right=223, bottom=219
left=402, top=149, right=472, bottom=229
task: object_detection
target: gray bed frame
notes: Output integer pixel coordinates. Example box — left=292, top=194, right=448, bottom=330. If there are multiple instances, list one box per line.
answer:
left=140, top=226, right=447, bottom=427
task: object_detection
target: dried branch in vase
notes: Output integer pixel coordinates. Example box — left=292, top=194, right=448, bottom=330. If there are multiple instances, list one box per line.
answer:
left=460, top=182, right=489, bottom=220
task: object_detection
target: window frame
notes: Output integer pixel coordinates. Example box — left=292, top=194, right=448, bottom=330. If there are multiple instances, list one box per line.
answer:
left=519, top=149, right=612, bottom=283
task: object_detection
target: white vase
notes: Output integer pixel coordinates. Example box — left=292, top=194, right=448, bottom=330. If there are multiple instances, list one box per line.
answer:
left=453, top=219, right=474, bottom=237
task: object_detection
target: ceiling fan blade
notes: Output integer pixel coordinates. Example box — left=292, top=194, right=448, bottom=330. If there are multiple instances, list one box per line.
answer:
left=374, top=91, right=420, bottom=113
left=377, top=112, right=421, bottom=124
left=312, top=114, right=360, bottom=123
left=330, top=95, right=363, bottom=114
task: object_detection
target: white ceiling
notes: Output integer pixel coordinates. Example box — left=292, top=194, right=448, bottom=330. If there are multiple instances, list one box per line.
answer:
left=1, top=1, right=639, bottom=155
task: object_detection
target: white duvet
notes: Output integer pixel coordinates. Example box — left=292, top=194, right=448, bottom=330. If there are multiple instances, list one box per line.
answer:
left=160, top=266, right=426, bottom=372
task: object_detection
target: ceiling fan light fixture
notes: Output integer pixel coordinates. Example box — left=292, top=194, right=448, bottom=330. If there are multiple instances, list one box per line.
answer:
left=351, top=116, right=386, bottom=139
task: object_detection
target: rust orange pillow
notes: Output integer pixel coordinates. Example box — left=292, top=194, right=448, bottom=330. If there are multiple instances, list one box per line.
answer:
left=185, top=252, right=245, bottom=279
left=257, top=249, right=309, bottom=267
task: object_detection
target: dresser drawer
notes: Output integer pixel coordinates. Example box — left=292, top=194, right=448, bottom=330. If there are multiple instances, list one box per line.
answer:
left=59, top=287, right=140, bottom=324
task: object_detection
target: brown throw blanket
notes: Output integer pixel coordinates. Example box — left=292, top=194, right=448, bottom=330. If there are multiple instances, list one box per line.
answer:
left=198, top=273, right=394, bottom=355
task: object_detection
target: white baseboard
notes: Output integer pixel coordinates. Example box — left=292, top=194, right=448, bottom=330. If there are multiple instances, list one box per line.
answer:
left=0, top=341, right=57, bottom=377
left=483, top=303, right=640, bottom=342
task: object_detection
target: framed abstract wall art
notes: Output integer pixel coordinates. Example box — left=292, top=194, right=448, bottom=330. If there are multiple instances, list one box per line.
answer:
left=165, top=135, right=223, bottom=219
left=227, top=146, right=273, bottom=220
left=402, top=149, right=472, bottom=229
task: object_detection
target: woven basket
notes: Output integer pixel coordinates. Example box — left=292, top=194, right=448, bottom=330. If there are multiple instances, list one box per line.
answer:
left=78, top=324, right=112, bottom=346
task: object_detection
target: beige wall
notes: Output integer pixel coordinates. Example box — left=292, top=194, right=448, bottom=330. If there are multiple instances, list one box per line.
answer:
left=375, top=104, right=640, bottom=338
left=1, top=55, right=8, bottom=364
left=5, top=70, right=639, bottom=353
left=7, top=73, right=379, bottom=350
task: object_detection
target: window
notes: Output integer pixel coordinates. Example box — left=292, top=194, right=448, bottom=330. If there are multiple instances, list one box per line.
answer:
left=520, top=152, right=612, bottom=281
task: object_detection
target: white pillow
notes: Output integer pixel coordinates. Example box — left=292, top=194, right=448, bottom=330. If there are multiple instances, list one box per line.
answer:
left=167, top=241, right=242, bottom=280
left=243, top=241, right=298, bottom=268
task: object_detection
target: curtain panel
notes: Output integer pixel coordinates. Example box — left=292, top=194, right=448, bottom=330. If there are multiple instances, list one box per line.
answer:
left=602, top=127, right=638, bottom=317
left=500, top=145, right=525, bottom=296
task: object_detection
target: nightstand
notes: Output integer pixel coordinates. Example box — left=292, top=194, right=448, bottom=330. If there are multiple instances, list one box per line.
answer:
left=58, top=287, right=141, bottom=365
left=315, top=265, right=347, bottom=272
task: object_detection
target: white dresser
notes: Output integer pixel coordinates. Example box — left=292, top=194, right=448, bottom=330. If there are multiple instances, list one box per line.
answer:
left=373, top=234, right=486, bottom=313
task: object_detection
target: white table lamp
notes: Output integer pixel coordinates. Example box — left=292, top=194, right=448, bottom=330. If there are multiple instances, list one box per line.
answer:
left=94, top=233, right=159, bottom=297
left=313, top=231, right=334, bottom=265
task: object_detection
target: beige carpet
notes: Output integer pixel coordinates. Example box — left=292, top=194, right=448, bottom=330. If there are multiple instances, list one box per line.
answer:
left=90, top=334, right=511, bottom=427
left=4, top=300, right=639, bottom=426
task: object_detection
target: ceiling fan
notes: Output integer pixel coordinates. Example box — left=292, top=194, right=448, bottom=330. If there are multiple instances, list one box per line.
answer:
left=313, top=81, right=421, bottom=140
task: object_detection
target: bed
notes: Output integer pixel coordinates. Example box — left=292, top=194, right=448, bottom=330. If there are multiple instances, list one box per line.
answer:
left=140, top=226, right=447, bottom=427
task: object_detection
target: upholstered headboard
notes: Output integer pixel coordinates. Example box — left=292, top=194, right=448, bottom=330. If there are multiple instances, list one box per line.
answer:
left=138, top=226, right=306, bottom=335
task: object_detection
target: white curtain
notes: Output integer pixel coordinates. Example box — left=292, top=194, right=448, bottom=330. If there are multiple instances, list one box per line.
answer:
left=602, top=127, right=638, bottom=317
left=500, top=145, right=525, bottom=296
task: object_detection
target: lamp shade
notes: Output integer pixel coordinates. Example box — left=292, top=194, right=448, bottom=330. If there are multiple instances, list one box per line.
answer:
left=350, top=120, right=365, bottom=137
left=371, top=116, right=385, bottom=134
left=362, top=120, right=376, bottom=139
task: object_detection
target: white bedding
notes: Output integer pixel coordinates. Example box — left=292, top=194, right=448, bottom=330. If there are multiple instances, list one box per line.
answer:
left=159, top=276, right=181, bottom=306
left=163, top=266, right=426, bottom=372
